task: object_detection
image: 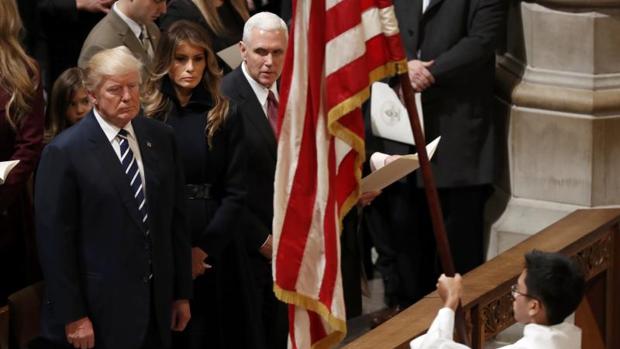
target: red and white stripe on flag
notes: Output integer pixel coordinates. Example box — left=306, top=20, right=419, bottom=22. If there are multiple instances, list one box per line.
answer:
left=272, top=0, right=407, bottom=348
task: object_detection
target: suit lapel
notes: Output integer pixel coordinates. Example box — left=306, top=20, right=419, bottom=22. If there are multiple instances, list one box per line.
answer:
left=234, top=69, right=278, bottom=160
left=108, top=10, right=149, bottom=64
left=84, top=113, right=145, bottom=230
left=424, top=0, right=446, bottom=17
left=147, top=22, right=160, bottom=48
left=131, top=116, right=160, bottom=223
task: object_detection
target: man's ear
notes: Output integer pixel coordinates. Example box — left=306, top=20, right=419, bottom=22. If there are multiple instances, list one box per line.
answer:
left=528, top=299, right=541, bottom=317
left=88, top=90, right=97, bottom=106
left=239, top=41, right=247, bottom=61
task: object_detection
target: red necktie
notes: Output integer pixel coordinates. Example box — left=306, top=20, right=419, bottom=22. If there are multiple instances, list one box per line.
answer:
left=267, top=90, right=279, bottom=135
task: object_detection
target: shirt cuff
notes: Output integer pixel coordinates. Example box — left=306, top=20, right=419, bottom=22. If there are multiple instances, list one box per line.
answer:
left=370, top=152, right=390, bottom=172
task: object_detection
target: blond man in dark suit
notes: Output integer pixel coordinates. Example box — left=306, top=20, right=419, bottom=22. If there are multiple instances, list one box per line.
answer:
left=78, top=0, right=166, bottom=69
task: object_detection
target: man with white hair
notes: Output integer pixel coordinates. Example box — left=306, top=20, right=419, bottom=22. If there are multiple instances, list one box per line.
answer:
left=36, top=46, right=192, bottom=349
left=221, top=11, right=289, bottom=349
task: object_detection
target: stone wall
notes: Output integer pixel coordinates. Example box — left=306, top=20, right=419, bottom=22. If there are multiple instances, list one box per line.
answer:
left=487, top=0, right=620, bottom=257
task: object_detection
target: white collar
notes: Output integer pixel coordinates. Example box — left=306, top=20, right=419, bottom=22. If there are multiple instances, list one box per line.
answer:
left=113, top=2, right=143, bottom=40
left=241, top=61, right=278, bottom=108
left=93, top=108, right=136, bottom=143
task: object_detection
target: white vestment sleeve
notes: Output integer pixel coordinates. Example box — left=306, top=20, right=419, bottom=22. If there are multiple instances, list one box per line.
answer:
left=410, top=308, right=471, bottom=349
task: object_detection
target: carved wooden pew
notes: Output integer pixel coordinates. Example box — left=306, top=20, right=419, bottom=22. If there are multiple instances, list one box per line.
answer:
left=344, top=208, right=620, bottom=349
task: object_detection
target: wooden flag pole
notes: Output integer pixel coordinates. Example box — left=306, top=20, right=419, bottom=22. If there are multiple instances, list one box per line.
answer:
left=397, top=72, right=470, bottom=346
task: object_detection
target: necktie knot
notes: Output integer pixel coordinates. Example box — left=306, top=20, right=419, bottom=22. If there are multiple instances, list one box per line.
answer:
left=139, top=26, right=147, bottom=41
left=267, top=90, right=278, bottom=107
left=139, top=26, right=154, bottom=60
left=118, top=129, right=129, bottom=139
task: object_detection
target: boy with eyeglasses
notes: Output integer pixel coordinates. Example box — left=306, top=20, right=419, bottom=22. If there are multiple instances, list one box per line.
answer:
left=410, top=250, right=586, bottom=349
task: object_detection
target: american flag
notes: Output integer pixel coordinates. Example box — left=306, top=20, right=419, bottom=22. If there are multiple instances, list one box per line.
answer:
left=272, top=0, right=407, bottom=347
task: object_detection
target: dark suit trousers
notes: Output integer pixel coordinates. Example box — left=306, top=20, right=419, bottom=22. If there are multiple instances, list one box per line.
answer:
left=368, top=182, right=491, bottom=308
left=255, top=261, right=288, bottom=349
left=141, top=282, right=164, bottom=349
left=405, top=184, right=492, bottom=306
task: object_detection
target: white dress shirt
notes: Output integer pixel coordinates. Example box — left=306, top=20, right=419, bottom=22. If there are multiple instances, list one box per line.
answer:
left=94, top=109, right=147, bottom=194
left=423, top=0, right=430, bottom=13
left=409, top=308, right=582, bottom=349
left=241, top=61, right=279, bottom=118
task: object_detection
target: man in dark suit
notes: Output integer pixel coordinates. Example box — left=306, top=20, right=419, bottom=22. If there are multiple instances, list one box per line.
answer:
left=220, top=12, right=288, bottom=349
left=35, top=46, right=192, bottom=349
left=370, top=0, right=507, bottom=314
left=78, top=0, right=165, bottom=69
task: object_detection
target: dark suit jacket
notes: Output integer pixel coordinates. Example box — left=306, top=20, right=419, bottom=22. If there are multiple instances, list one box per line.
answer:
left=220, top=66, right=276, bottom=278
left=78, top=9, right=160, bottom=69
left=37, top=0, right=103, bottom=90
left=35, top=112, right=192, bottom=349
left=393, top=0, right=506, bottom=187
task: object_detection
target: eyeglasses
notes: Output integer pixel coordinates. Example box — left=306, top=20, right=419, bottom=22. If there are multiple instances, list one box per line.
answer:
left=510, top=284, right=538, bottom=301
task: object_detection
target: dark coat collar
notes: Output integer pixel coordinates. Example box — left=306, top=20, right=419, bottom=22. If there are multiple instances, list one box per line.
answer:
left=160, top=76, right=213, bottom=113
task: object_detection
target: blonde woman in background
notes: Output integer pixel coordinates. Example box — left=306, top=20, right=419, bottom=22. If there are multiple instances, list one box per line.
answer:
left=0, top=0, right=45, bottom=304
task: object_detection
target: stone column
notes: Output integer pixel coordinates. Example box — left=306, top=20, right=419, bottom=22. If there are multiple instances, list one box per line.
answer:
left=487, top=0, right=620, bottom=257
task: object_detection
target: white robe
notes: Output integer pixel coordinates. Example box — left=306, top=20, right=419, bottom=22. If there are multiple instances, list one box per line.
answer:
left=409, top=308, right=582, bottom=349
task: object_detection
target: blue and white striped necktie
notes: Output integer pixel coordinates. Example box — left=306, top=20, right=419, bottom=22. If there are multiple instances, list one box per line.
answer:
left=117, top=129, right=149, bottom=233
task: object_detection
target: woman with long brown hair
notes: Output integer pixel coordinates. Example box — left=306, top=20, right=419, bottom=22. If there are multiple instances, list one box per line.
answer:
left=143, top=20, right=261, bottom=349
left=0, top=0, right=45, bottom=303
left=160, top=0, right=249, bottom=71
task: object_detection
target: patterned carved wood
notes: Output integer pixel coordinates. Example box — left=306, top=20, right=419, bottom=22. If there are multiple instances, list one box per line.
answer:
left=481, top=291, right=515, bottom=339
left=573, top=233, right=612, bottom=280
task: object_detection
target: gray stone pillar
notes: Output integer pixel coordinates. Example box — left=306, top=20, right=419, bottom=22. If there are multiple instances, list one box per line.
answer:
left=487, top=0, right=620, bottom=257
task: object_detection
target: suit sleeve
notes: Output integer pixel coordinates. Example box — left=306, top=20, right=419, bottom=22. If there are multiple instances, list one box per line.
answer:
left=37, top=0, right=79, bottom=22
left=169, top=128, right=193, bottom=300
left=196, top=107, right=248, bottom=257
left=0, top=79, right=44, bottom=211
left=242, top=206, right=271, bottom=252
left=35, top=143, right=87, bottom=325
left=428, top=0, right=507, bottom=86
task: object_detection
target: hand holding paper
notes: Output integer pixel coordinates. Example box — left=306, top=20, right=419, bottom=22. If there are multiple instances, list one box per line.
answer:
left=361, top=137, right=440, bottom=193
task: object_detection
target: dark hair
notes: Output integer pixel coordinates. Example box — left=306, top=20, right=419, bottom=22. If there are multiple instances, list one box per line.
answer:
left=45, top=67, right=87, bottom=142
left=143, top=20, right=229, bottom=146
left=524, top=250, right=585, bottom=325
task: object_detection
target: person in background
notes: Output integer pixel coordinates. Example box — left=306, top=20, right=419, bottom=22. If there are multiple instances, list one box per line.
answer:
left=36, top=0, right=110, bottom=92
left=160, top=0, right=249, bottom=72
left=410, top=250, right=585, bottom=349
left=78, top=0, right=166, bottom=70
left=45, top=67, right=93, bottom=143
left=143, top=20, right=261, bottom=349
left=0, top=0, right=45, bottom=305
left=367, top=0, right=508, bottom=327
